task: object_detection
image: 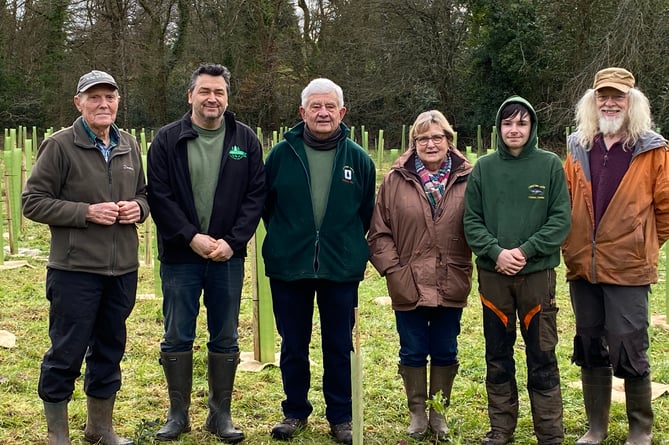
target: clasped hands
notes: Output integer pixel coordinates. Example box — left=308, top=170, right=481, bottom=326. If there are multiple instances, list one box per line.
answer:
left=495, top=248, right=526, bottom=275
left=87, top=201, right=140, bottom=225
left=190, top=233, right=233, bottom=262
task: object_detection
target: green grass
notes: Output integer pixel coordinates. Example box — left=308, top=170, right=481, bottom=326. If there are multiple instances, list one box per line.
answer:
left=2, top=221, right=669, bottom=444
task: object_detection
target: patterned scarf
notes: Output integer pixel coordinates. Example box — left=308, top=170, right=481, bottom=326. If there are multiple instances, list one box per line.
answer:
left=415, top=154, right=452, bottom=208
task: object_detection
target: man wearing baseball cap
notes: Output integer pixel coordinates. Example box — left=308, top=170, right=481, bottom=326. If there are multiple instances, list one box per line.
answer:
left=563, top=67, right=669, bottom=445
left=23, top=69, right=148, bottom=444
left=76, top=70, right=119, bottom=93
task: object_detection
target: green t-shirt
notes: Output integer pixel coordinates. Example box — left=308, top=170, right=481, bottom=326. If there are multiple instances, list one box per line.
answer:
left=304, top=144, right=336, bottom=229
left=188, top=124, right=226, bottom=232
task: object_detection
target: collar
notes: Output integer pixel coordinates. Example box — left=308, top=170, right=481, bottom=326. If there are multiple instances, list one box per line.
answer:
left=82, top=119, right=119, bottom=148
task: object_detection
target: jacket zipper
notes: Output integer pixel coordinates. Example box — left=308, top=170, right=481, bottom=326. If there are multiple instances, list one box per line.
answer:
left=291, top=143, right=320, bottom=273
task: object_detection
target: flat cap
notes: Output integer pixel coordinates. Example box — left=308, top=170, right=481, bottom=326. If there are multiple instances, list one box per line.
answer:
left=593, top=67, right=635, bottom=93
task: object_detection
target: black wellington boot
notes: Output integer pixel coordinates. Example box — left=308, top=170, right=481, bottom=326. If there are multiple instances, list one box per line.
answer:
left=204, top=352, right=244, bottom=444
left=156, top=351, right=192, bottom=441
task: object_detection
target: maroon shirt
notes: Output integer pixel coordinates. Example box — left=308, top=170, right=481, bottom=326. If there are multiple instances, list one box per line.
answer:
left=588, top=134, right=634, bottom=229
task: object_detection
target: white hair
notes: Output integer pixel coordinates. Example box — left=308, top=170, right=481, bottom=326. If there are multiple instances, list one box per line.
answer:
left=574, top=88, right=653, bottom=149
left=301, top=78, right=344, bottom=108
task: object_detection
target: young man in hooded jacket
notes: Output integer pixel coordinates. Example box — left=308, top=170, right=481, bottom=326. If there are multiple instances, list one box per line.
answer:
left=464, top=96, right=571, bottom=445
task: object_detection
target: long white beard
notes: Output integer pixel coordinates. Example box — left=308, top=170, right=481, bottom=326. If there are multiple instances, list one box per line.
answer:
left=599, top=115, right=625, bottom=136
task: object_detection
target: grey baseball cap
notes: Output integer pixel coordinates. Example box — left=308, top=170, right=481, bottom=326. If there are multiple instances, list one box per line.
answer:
left=77, top=70, right=118, bottom=93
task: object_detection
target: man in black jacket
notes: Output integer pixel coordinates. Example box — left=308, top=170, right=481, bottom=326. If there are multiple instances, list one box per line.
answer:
left=147, top=63, right=267, bottom=443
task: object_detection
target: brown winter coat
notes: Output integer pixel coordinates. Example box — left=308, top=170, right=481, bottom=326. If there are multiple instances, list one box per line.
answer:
left=368, top=148, right=473, bottom=311
left=562, top=130, right=669, bottom=285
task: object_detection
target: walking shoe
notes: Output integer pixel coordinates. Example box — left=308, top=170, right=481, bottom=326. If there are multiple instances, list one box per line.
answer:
left=330, top=422, right=353, bottom=445
left=482, top=430, right=514, bottom=445
left=270, top=418, right=307, bottom=440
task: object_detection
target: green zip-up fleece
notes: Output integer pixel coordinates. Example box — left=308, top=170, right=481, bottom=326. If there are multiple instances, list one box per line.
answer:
left=463, top=96, right=571, bottom=274
left=262, top=121, right=376, bottom=282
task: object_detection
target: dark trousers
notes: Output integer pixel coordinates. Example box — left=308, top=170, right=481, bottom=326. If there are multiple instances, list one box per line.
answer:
left=570, top=279, right=650, bottom=378
left=270, top=278, right=358, bottom=424
left=38, top=268, right=137, bottom=402
left=477, top=268, right=560, bottom=391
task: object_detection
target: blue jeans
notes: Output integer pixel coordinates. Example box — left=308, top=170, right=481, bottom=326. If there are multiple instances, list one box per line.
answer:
left=270, top=278, right=358, bottom=424
left=39, top=269, right=137, bottom=402
left=395, top=306, right=463, bottom=367
left=160, top=259, right=243, bottom=353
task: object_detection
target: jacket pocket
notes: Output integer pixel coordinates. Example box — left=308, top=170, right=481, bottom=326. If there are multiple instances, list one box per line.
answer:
left=539, top=306, right=559, bottom=351
left=386, top=263, right=420, bottom=306
left=441, top=261, right=473, bottom=305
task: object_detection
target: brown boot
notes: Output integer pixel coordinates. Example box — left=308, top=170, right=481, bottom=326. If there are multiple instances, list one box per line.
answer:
left=624, top=375, right=653, bottom=445
left=270, top=417, right=308, bottom=440
left=576, top=367, right=611, bottom=445
left=529, top=384, right=564, bottom=444
left=428, top=363, right=458, bottom=441
left=43, top=400, right=71, bottom=445
left=83, top=395, right=133, bottom=444
left=481, top=380, right=517, bottom=445
left=398, top=364, right=428, bottom=439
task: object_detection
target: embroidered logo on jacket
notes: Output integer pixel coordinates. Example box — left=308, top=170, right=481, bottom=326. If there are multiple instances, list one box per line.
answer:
left=342, top=166, right=354, bottom=184
left=229, top=146, right=247, bottom=160
left=528, top=184, right=545, bottom=199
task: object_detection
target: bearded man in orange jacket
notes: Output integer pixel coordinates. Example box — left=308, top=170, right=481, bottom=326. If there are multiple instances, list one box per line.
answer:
left=563, top=67, right=669, bottom=445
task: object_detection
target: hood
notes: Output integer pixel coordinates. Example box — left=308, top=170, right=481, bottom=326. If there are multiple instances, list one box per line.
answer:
left=495, top=95, right=539, bottom=159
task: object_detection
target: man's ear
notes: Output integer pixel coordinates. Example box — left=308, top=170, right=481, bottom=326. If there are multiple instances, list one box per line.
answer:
left=73, top=95, right=82, bottom=112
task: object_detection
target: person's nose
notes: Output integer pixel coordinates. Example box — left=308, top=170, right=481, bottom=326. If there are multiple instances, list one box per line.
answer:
left=605, top=97, right=618, bottom=106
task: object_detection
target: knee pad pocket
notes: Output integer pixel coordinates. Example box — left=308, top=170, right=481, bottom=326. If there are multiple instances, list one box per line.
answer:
left=609, top=329, right=650, bottom=378
left=572, top=334, right=609, bottom=368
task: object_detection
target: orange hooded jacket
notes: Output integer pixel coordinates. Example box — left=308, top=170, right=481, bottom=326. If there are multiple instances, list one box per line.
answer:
left=562, top=130, right=669, bottom=285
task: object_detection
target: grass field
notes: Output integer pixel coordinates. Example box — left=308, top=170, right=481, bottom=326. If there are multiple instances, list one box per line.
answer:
left=1, top=213, right=669, bottom=444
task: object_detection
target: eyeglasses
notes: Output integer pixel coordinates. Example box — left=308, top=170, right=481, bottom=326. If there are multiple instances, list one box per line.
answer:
left=415, top=134, right=446, bottom=146
left=595, top=93, right=627, bottom=103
